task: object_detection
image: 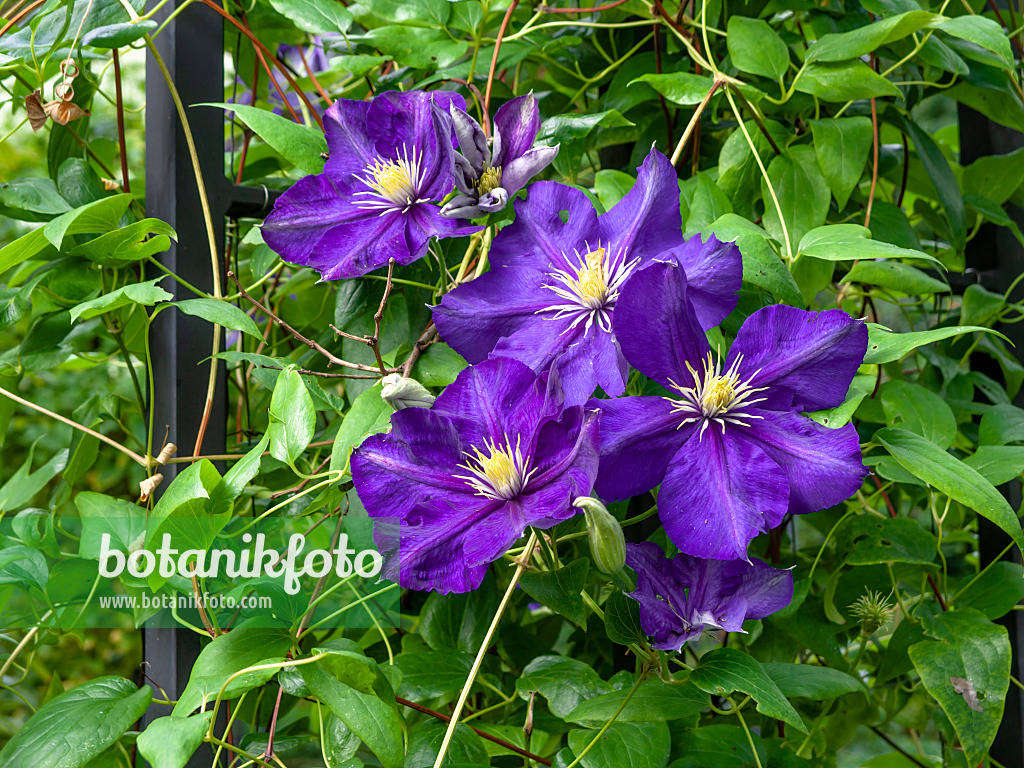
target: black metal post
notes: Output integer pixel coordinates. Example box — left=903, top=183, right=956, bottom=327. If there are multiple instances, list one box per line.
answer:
left=960, top=105, right=1024, bottom=768
left=143, top=0, right=227, bottom=759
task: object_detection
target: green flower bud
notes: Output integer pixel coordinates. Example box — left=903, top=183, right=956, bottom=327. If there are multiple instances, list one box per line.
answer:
left=574, top=496, right=626, bottom=575
left=849, top=590, right=895, bottom=635
left=380, top=374, right=436, bottom=411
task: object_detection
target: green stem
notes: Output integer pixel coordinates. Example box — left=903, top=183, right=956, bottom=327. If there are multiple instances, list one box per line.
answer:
left=565, top=667, right=649, bottom=768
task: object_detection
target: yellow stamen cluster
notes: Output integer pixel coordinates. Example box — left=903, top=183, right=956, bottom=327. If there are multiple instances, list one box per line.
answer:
left=454, top=434, right=537, bottom=501
left=354, top=144, right=425, bottom=212
left=475, top=166, right=504, bottom=196
left=668, top=352, right=768, bottom=436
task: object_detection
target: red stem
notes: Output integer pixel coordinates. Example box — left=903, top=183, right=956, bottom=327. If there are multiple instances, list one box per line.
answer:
left=112, top=49, right=130, bottom=193
left=485, top=0, right=519, bottom=113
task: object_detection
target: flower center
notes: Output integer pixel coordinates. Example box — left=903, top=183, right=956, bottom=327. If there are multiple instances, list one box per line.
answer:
left=541, top=243, right=639, bottom=333
left=667, top=352, right=768, bottom=436
left=454, top=435, right=538, bottom=501
left=475, top=166, right=503, bottom=196
left=353, top=144, right=428, bottom=213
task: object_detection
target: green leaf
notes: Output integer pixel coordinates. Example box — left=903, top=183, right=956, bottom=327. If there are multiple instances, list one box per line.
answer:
left=173, top=624, right=292, bottom=715
left=809, top=117, right=873, bottom=209
left=268, top=0, right=352, bottom=33
left=875, top=428, right=1024, bottom=551
left=0, top=178, right=72, bottom=222
left=727, top=17, right=789, bottom=79
left=69, top=218, right=176, bottom=267
left=962, top=283, right=1007, bottom=328
left=516, top=656, right=613, bottom=719
left=362, top=26, right=468, bottom=70
left=406, top=720, right=489, bottom=768
left=706, top=215, right=803, bottom=307
left=80, top=20, right=158, bottom=48
left=209, top=433, right=270, bottom=517
left=762, top=663, right=866, bottom=699
left=805, top=11, right=938, bottom=62
left=44, top=193, right=134, bottom=251
left=412, top=342, right=468, bottom=386
left=798, top=224, right=940, bottom=264
left=964, top=445, right=1024, bottom=485
left=137, top=712, right=214, bottom=768
left=958, top=561, right=1024, bottom=619
left=538, top=109, right=634, bottom=143
left=842, top=260, right=949, bottom=294
left=0, top=445, right=68, bottom=513
left=0, top=676, right=152, bottom=768
left=864, top=324, right=1003, bottom=364
left=834, top=515, right=938, bottom=565
left=628, top=72, right=715, bottom=105
left=565, top=678, right=709, bottom=723
left=418, top=572, right=499, bottom=653
left=301, top=661, right=404, bottom=768
left=684, top=172, right=733, bottom=234
left=934, top=16, right=1014, bottom=68
left=901, top=118, right=965, bottom=249
left=762, top=146, right=830, bottom=257
left=594, top=169, right=636, bottom=210
left=394, top=650, right=474, bottom=701
left=807, top=373, right=874, bottom=429
left=329, top=383, right=391, bottom=473
left=331, top=54, right=390, bottom=76
left=202, top=103, right=326, bottom=176
left=672, top=724, right=767, bottom=768
left=604, top=588, right=646, bottom=645
left=76, top=491, right=146, bottom=559
left=881, top=380, right=957, bottom=448
left=909, top=609, right=1010, bottom=767
left=176, top=298, right=261, bottom=340
left=520, top=558, right=589, bottom=628
left=145, top=458, right=222, bottom=550
left=689, top=648, right=807, bottom=731
left=70, top=277, right=173, bottom=323
left=567, top=721, right=671, bottom=768
left=979, top=404, right=1024, bottom=445
left=267, top=367, right=317, bottom=465
left=962, top=146, right=1024, bottom=205
left=313, top=639, right=387, bottom=696
left=796, top=61, right=901, bottom=101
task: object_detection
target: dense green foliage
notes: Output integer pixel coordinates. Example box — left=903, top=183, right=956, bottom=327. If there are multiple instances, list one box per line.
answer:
left=1, top=0, right=1024, bottom=766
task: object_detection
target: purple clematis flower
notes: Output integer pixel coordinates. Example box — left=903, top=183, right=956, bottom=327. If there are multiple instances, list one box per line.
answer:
left=626, top=542, right=793, bottom=651
left=441, top=93, right=559, bottom=219
left=593, top=261, right=868, bottom=561
left=433, top=149, right=742, bottom=406
left=262, top=90, right=478, bottom=280
left=351, top=357, right=600, bottom=594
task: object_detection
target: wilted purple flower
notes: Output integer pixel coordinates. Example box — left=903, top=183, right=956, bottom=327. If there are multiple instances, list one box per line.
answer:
left=593, top=261, right=867, bottom=561
left=433, top=149, right=742, bottom=406
left=262, top=90, right=478, bottom=280
left=351, top=357, right=599, bottom=593
left=441, top=93, right=558, bottom=219
left=626, top=542, right=793, bottom=651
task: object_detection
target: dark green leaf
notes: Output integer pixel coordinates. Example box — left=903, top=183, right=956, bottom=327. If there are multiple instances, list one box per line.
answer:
left=762, top=663, right=866, bottom=699
left=957, top=561, right=1024, bottom=619
left=176, top=299, right=262, bottom=340
left=881, top=380, right=957, bottom=448
left=901, top=118, right=965, bottom=248
left=805, top=11, right=937, bottom=62
left=406, top=720, right=489, bottom=768
left=796, top=61, right=901, bottom=101
left=690, top=648, right=806, bottom=731
left=842, top=261, right=949, bottom=294
left=727, top=17, right=789, bottom=79
left=934, top=16, right=1014, bottom=69
left=362, top=26, right=468, bottom=69
left=809, top=117, right=872, bottom=209
left=516, top=656, right=613, bottom=719
left=963, top=446, right=1024, bottom=485
left=628, top=73, right=716, bottom=105
left=604, top=588, right=645, bottom=645
left=202, top=103, right=326, bottom=176
left=419, top=572, right=499, bottom=653
left=979, top=404, right=1024, bottom=445
left=520, top=558, right=589, bottom=628
left=762, top=146, right=830, bottom=257
left=834, top=515, right=937, bottom=565
left=565, top=678, right=709, bottom=723
left=567, top=721, right=671, bottom=768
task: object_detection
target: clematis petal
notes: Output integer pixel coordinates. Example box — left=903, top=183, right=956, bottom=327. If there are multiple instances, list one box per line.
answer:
left=659, top=427, right=789, bottom=561
left=440, top=194, right=484, bottom=220
left=529, top=405, right=600, bottom=493
left=491, top=93, right=541, bottom=168
left=736, top=409, right=867, bottom=516
left=489, top=181, right=600, bottom=270
left=478, top=187, right=509, bottom=212
left=662, top=234, right=742, bottom=330
left=614, top=260, right=711, bottom=391
left=597, top=149, right=684, bottom=261
left=490, top=315, right=584, bottom=392
left=591, top=396, right=692, bottom=502
left=726, top=305, right=868, bottom=412
left=449, top=103, right=489, bottom=173
left=548, top=325, right=627, bottom=407
left=452, top=153, right=477, bottom=196
left=322, top=99, right=375, bottom=181
left=351, top=407, right=474, bottom=522
left=433, top=265, right=557, bottom=363
left=499, top=145, right=559, bottom=197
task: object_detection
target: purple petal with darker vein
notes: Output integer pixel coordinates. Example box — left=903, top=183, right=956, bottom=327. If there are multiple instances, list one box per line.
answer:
left=450, top=103, right=489, bottom=174
left=597, top=149, right=684, bottom=260
left=547, top=324, right=628, bottom=407
left=322, top=99, right=374, bottom=181
left=433, top=265, right=557, bottom=363
left=737, top=409, right=866, bottom=516
left=614, top=260, right=711, bottom=391
left=659, top=426, right=789, bottom=561
left=727, top=305, right=867, bottom=412
left=500, top=145, right=559, bottom=196
left=591, top=395, right=691, bottom=502
left=489, top=181, right=600, bottom=270
left=662, top=234, right=742, bottom=330
left=261, top=173, right=364, bottom=266
left=492, top=93, right=541, bottom=168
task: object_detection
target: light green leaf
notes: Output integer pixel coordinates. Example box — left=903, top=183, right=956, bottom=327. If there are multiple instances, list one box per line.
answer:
left=876, top=427, right=1024, bottom=551
left=628, top=72, right=715, bottom=106
left=979, top=403, right=1024, bottom=445
left=810, top=117, right=872, bottom=209
left=842, top=261, right=949, bottom=294
left=69, top=277, right=173, bottom=323
left=761, top=663, right=866, bottom=698
left=864, top=324, right=1005, bottom=364
left=934, top=16, right=1014, bottom=68
left=0, top=676, right=152, bottom=768
left=727, top=17, right=789, bottom=79
left=176, top=298, right=261, bottom=340
left=203, top=103, right=326, bottom=176
left=798, top=224, right=940, bottom=264
left=762, top=146, right=830, bottom=257
left=329, top=383, right=391, bottom=473
left=796, top=61, right=902, bottom=101
left=268, top=0, right=352, bottom=33
left=706, top=215, right=803, bottom=307
left=69, top=218, right=176, bottom=267
left=565, top=678, right=709, bottom=723
left=268, top=367, right=317, bottom=465
left=594, top=169, right=636, bottom=211
left=690, top=648, right=807, bottom=731
left=962, top=146, right=1024, bottom=205
left=137, top=712, right=214, bottom=768
left=567, top=722, right=671, bottom=768
left=806, top=11, right=938, bottom=62
left=881, top=380, right=957, bottom=448
left=807, top=373, right=874, bottom=429
left=964, top=445, right=1024, bottom=485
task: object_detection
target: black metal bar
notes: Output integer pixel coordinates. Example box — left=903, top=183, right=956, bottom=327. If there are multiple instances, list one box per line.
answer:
left=960, top=104, right=1024, bottom=768
left=143, top=0, right=228, bottom=760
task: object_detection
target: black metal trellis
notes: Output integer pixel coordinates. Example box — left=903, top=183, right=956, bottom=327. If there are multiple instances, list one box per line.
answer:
left=138, top=2, right=1024, bottom=763
left=142, top=1, right=275, bottom=761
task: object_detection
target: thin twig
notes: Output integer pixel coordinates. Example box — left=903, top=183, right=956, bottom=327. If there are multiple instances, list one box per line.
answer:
left=485, top=0, right=519, bottom=112
left=369, top=259, right=396, bottom=375
left=260, top=364, right=379, bottom=380
left=261, top=685, right=286, bottom=760
left=402, top=323, right=438, bottom=377
left=112, top=49, right=130, bottom=193
left=865, top=93, right=880, bottom=229
left=298, top=43, right=333, bottom=106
